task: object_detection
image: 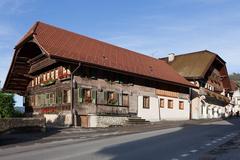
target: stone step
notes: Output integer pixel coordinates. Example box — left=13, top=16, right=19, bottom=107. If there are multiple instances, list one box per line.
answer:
left=126, top=116, right=150, bottom=125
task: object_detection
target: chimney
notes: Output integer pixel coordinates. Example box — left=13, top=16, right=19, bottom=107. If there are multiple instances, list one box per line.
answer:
left=168, top=53, right=175, bottom=62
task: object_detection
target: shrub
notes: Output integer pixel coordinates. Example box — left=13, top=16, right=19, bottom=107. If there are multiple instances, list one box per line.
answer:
left=0, top=91, right=15, bottom=118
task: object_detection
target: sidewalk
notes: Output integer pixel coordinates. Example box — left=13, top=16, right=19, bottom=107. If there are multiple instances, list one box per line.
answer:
left=0, top=118, right=232, bottom=149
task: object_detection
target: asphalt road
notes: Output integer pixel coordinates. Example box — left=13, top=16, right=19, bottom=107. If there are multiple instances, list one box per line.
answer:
left=1, top=119, right=240, bottom=160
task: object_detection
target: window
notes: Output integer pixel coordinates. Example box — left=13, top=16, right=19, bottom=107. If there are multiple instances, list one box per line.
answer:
left=43, top=74, right=46, bottom=82
left=168, top=100, right=173, bottom=109
left=143, top=96, right=150, bottom=108
left=160, top=98, right=164, bottom=108
left=47, top=72, right=50, bottom=80
left=55, top=69, right=59, bottom=79
left=83, top=88, right=92, bottom=103
left=67, top=69, right=71, bottom=75
left=49, top=93, right=56, bottom=105
left=37, top=76, right=41, bottom=84
left=63, top=67, right=67, bottom=74
left=63, top=90, right=71, bottom=103
left=179, top=101, right=184, bottom=110
left=107, top=92, right=119, bottom=105
left=122, top=94, right=129, bottom=106
left=35, top=77, right=38, bottom=85
left=51, top=71, right=55, bottom=79
left=78, top=88, right=96, bottom=104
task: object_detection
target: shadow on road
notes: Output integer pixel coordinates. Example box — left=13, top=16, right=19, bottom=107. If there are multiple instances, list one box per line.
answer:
left=95, top=118, right=240, bottom=160
left=0, top=127, right=63, bottom=147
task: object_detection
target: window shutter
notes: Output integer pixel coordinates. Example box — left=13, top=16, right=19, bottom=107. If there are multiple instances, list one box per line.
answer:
left=78, top=88, right=83, bottom=103
left=104, top=91, right=108, bottom=104
left=119, top=93, right=122, bottom=106
left=92, top=90, right=97, bottom=104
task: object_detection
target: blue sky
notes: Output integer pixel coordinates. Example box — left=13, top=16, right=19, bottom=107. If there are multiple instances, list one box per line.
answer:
left=0, top=0, right=240, bottom=106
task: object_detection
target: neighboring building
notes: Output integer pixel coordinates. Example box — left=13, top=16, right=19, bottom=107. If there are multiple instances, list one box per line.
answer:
left=230, top=80, right=240, bottom=115
left=3, top=22, right=195, bottom=127
left=161, top=50, right=232, bottom=119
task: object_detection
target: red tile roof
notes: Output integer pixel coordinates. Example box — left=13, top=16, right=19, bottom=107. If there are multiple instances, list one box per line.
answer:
left=15, top=21, right=195, bottom=88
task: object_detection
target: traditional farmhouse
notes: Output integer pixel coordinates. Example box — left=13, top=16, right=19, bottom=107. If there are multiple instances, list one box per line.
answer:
left=161, top=50, right=232, bottom=119
left=3, top=22, right=196, bottom=127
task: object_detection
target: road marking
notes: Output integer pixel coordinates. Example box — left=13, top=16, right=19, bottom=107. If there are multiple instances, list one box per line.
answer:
left=205, top=143, right=212, bottom=146
left=212, top=140, right=217, bottom=143
left=217, top=138, right=222, bottom=141
left=190, top=149, right=198, bottom=153
left=171, top=158, right=179, bottom=160
left=181, top=153, right=190, bottom=157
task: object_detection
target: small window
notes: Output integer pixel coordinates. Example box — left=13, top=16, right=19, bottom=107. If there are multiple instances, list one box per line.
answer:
left=37, top=76, right=41, bottom=84
left=179, top=101, right=184, bottom=110
left=51, top=71, right=55, bottom=79
left=55, top=69, right=59, bottom=79
left=160, top=98, right=164, bottom=108
left=43, top=74, right=46, bottom=82
left=35, top=77, right=38, bottom=85
left=63, top=67, right=67, bottom=74
left=49, top=92, right=56, bottom=105
left=122, top=94, right=129, bottom=106
left=107, top=92, right=119, bottom=105
left=168, top=100, right=173, bottom=109
left=47, top=72, right=50, bottom=80
left=143, top=96, right=150, bottom=109
left=63, top=90, right=71, bottom=103
left=83, top=88, right=92, bottom=103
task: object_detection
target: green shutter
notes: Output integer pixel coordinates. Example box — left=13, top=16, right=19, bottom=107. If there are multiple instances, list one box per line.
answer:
left=92, top=90, right=97, bottom=104
left=104, top=91, right=108, bottom=104
left=56, top=90, right=62, bottom=104
left=78, top=88, right=83, bottom=103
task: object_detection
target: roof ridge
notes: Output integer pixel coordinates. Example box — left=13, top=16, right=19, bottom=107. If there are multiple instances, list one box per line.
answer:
left=36, top=21, right=161, bottom=62
left=160, top=50, right=217, bottom=60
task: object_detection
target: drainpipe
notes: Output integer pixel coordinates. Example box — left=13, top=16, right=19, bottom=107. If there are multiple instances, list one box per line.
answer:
left=71, top=63, right=81, bottom=127
left=189, top=88, right=192, bottom=120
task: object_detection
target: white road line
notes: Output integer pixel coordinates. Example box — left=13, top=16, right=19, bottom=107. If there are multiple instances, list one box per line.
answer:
left=171, top=158, right=179, bottom=160
left=212, top=140, right=217, bottom=143
left=190, top=149, right=198, bottom=153
left=205, top=143, right=212, bottom=146
left=217, top=138, right=222, bottom=141
left=181, top=153, right=190, bottom=157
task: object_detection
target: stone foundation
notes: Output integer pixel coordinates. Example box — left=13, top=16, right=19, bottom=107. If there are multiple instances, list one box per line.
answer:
left=85, top=114, right=128, bottom=127
left=44, top=111, right=72, bottom=126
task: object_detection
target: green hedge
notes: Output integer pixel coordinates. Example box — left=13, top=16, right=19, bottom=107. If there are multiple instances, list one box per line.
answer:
left=0, top=91, right=15, bottom=118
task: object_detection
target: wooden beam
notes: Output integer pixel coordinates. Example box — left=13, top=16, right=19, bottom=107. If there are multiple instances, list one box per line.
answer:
left=9, top=78, right=30, bottom=82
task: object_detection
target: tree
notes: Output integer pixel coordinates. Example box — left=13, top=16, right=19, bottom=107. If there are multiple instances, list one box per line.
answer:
left=229, top=73, right=240, bottom=87
left=0, top=91, right=15, bottom=118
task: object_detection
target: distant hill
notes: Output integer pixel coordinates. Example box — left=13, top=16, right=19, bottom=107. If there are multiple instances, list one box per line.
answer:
left=229, top=73, right=240, bottom=86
